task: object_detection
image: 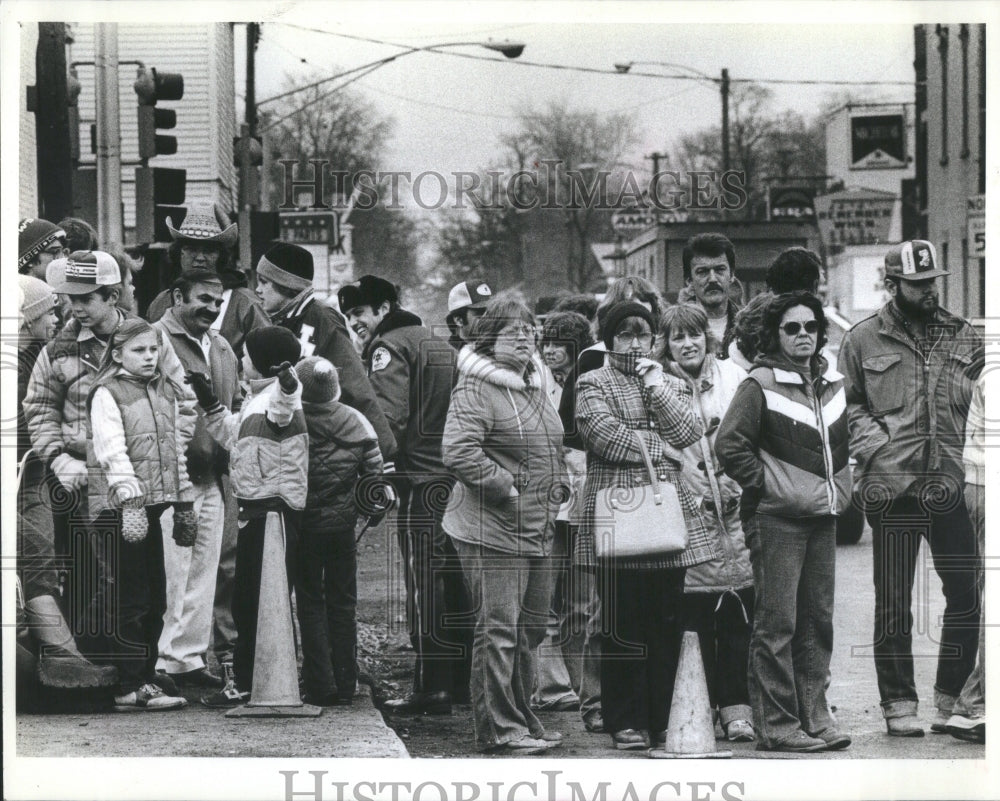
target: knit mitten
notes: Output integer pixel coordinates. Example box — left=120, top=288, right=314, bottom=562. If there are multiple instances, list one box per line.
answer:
left=172, top=502, right=198, bottom=547
left=120, top=501, right=148, bottom=543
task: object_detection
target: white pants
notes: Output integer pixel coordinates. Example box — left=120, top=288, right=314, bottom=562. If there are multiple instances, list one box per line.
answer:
left=156, top=479, right=225, bottom=674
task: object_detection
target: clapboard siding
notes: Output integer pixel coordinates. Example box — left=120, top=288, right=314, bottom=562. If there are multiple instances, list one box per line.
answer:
left=20, top=23, right=39, bottom=217
left=68, top=23, right=236, bottom=229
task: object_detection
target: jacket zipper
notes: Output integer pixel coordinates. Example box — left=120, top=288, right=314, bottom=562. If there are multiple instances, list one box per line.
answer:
left=810, top=378, right=837, bottom=514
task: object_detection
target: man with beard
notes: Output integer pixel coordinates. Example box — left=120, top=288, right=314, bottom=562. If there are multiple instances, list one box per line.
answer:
left=152, top=269, right=242, bottom=693
left=839, top=240, right=982, bottom=738
left=338, top=275, right=472, bottom=714
left=681, top=233, right=740, bottom=359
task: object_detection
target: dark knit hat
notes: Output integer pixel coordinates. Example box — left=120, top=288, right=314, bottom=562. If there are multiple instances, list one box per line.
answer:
left=18, top=218, right=66, bottom=271
left=297, top=356, right=340, bottom=403
left=245, top=325, right=302, bottom=375
left=602, top=301, right=657, bottom=351
left=337, top=275, right=398, bottom=314
left=256, top=242, right=314, bottom=291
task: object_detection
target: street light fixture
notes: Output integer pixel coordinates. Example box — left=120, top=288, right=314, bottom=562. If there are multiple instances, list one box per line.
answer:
left=613, top=59, right=732, bottom=173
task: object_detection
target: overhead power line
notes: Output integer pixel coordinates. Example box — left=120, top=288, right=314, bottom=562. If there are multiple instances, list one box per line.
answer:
left=274, top=22, right=917, bottom=88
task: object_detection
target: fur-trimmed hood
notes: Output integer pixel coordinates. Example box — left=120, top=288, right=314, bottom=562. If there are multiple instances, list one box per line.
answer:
left=456, top=344, right=547, bottom=391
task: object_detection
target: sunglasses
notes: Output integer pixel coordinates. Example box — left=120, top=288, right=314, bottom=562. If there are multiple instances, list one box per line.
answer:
left=781, top=320, right=819, bottom=336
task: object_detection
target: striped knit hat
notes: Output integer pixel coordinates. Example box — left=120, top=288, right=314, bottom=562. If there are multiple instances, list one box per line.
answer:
left=18, top=218, right=66, bottom=272
left=256, top=242, right=314, bottom=292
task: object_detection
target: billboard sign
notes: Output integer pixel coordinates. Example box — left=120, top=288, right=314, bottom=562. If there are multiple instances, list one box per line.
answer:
left=967, top=194, right=985, bottom=258
left=850, top=113, right=906, bottom=170
left=769, top=186, right=816, bottom=220
left=279, top=211, right=341, bottom=250
left=814, top=190, right=897, bottom=247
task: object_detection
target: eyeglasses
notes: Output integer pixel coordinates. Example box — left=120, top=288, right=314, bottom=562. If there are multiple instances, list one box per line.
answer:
left=499, top=324, right=537, bottom=339
left=43, top=245, right=65, bottom=256
left=780, top=320, right=819, bottom=336
left=614, top=331, right=654, bottom=346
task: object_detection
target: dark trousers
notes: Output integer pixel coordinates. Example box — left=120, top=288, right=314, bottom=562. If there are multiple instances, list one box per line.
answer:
left=232, top=506, right=299, bottom=693
left=397, top=479, right=473, bottom=697
left=295, top=520, right=358, bottom=700
left=596, top=565, right=687, bottom=735
left=867, top=495, right=980, bottom=706
left=87, top=505, right=168, bottom=693
left=682, top=587, right=754, bottom=716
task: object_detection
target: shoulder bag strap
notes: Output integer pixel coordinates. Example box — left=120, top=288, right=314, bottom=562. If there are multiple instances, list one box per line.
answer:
left=632, top=431, right=662, bottom=504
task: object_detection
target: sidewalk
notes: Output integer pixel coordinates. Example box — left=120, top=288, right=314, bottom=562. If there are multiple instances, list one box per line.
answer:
left=15, top=681, right=409, bottom=758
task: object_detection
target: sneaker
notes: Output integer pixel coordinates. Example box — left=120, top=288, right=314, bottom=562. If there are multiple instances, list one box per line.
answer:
left=930, top=707, right=951, bottom=733
left=503, top=735, right=558, bottom=755
left=534, top=730, right=563, bottom=743
left=115, top=683, right=187, bottom=712
left=153, top=671, right=181, bottom=696
left=945, top=714, right=985, bottom=744
left=201, top=662, right=249, bottom=708
left=812, top=727, right=851, bottom=750
left=583, top=712, right=605, bottom=733
left=726, top=719, right=756, bottom=742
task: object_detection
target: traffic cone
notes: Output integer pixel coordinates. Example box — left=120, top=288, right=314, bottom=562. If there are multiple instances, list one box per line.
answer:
left=649, top=630, right=731, bottom=758
left=227, top=511, right=321, bottom=718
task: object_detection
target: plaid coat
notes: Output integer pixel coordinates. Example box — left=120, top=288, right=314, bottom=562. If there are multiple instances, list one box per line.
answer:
left=574, top=356, right=720, bottom=570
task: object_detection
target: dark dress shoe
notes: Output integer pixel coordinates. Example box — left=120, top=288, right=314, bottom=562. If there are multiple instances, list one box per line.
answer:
left=383, top=691, right=452, bottom=715
left=173, top=667, right=224, bottom=688
left=152, top=671, right=181, bottom=696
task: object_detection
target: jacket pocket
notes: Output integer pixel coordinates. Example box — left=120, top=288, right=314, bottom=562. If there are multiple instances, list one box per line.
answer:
left=862, top=354, right=905, bottom=414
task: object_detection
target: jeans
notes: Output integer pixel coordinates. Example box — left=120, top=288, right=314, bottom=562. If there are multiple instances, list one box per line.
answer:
left=87, top=505, right=169, bottom=693
left=953, top=483, right=985, bottom=719
left=397, top=480, right=473, bottom=697
left=232, top=505, right=299, bottom=693
left=596, top=564, right=687, bottom=735
left=211, top=474, right=239, bottom=665
left=295, top=519, right=358, bottom=700
left=454, top=539, right=553, bottom=750
left=746, top=513, right=836, bottom=747
left=682, top=586, right=755, bottom=725
left=158, top=479, right=225, bottom=674
left=866, top=495, right=979, bottom=709
left=532, top=523, right=601, bottom=718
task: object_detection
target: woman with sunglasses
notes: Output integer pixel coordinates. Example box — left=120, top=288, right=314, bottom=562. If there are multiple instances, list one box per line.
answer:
left=715, top=292, right=853, bottom=753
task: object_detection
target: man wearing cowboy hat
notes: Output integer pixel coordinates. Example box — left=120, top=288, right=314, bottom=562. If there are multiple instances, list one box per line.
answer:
left=145, top=202, right=268, bottom=362
left=839, top=240, right=983, bottom=738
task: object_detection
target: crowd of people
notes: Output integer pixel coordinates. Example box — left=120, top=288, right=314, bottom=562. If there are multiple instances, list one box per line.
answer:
left=15, top=212, right=986, bottom=754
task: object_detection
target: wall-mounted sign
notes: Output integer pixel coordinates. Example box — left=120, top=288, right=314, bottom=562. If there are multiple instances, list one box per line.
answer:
left=769, top=186, right=816, bottom=220
left=814, top=190, right=897, bottom=247
left=850, top=113, right=906, bottom=170
left=967, top=194, right=985, bottom=258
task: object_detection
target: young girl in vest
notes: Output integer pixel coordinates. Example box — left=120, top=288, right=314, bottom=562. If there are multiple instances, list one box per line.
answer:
left=87, top=317, right=198, bottom=711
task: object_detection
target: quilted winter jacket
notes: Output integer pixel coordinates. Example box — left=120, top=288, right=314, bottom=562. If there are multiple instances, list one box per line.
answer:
left=203, top=376, right=309, bottom=510
left=666, top=355, right=753, bottom=593
left=441, top=347, right=566, bottom=556
left=303, top=399, right=383, bottom=530
left=88, top=367, right=197, bottom=516
left=838, top=303, right=982, bottom=499
left=715, top=354, right=852, bottom=519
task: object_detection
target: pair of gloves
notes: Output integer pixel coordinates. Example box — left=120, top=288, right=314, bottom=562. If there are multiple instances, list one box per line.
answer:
left=185, top=362, right=298, bottom=411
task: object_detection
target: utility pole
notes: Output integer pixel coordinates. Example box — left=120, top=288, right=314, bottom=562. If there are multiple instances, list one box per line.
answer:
left=720, top=68, right=730, bottom=173
left=94, top=23, right=123, bottom=247
left=239, top=22, right=260, bottom=271
left=33, top=23, right=75, bottom=221
left=647, top=151, right=667, bottom=176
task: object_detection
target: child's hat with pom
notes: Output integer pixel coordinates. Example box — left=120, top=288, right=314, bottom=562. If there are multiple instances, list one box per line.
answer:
left=297, top=356, right=340, bottom=403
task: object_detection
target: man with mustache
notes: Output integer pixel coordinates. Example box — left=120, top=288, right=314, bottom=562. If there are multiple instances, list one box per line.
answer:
left=682, top=233, right=740, bottom=359
left=839, top=240, right=982, bottom=737
left=152, top=268, right=243, bottom=693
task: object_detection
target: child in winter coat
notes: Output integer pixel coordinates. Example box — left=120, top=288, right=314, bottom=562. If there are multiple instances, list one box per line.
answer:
left=185, top=325, right=308, bottom=707
left=293, top=356, right=385, bottom=706
left=87, top=317, right=198, bottom=711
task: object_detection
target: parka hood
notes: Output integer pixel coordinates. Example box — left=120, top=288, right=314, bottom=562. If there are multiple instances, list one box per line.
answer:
left=456, top=344, right=546, bottom=391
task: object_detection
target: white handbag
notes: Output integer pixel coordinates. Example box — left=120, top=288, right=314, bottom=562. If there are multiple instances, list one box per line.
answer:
left=593, top=432, right=688, bottom=559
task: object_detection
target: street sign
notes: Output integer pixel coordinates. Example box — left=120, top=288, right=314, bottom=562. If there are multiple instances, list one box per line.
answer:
left=279, top=211, right=341, bottom=250
left=967, top=194, right=985, bottom=258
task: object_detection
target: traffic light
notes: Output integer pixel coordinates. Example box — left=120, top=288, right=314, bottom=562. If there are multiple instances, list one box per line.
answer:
left=135, top=166, right=186, bottom=244
left=133, top=66, right=183, bottom=160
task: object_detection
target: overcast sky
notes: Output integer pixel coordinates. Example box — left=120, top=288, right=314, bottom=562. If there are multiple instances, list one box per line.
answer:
left=239, top=7, right=920, bottom=183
